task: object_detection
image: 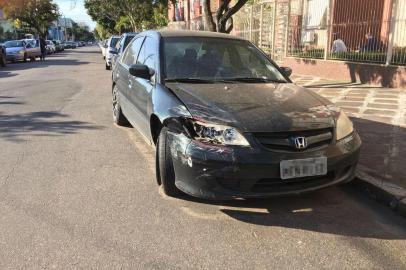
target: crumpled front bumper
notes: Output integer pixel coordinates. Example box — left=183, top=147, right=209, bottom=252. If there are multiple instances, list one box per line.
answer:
left=168, top=131, right=361, bottom=200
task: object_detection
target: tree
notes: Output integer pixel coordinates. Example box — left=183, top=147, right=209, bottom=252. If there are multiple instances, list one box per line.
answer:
left=72, top=22, right=95, bottom=41
left=0, top=0, right=60, bottom=38
left=203, top=0, right=248, bottom=33
left=84, top=0, right=119, bottom=33
left=84, top=0, right=168, bottom=33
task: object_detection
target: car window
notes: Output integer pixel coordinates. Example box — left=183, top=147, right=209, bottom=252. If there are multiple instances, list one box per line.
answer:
left=109, top=37, right=120, bottom=48
left=163, top=37, right=287, bottom=82
left=115, top=37, right=124, bottom=51
left=123, top=35, right=135, bottom=51
left=121, top=36, right=144, bottom=66
left=137, top=37, right=155, bottom=64
left=137, top=37, right=156, bottom=82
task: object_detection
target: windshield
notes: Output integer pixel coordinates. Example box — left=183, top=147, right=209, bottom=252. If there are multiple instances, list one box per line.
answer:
left=110, top=37, right=120, bottom=48
left=4, top=40, right=24, bottom=48
left=163, top=37, right=287, bottom=83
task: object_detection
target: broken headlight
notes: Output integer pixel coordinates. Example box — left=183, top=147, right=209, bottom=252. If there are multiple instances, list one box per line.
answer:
left=191, top=120, right=250, bottom=146
left=336, top=111, right=354, bottom=140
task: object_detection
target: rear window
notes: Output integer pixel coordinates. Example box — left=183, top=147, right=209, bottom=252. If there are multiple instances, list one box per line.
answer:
left=110, top=37, right=120, bottom=48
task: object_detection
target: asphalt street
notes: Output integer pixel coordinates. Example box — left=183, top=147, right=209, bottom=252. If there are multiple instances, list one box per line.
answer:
left=1, top=46, right=406, bottom=270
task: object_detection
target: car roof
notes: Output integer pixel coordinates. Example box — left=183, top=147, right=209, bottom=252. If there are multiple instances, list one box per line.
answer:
left=156, top=30, right=245, bottom=40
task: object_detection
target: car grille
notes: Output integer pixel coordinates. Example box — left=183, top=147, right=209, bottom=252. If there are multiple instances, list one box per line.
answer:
left=250, top=172, right=335, bottom=193
left=253, top=128, right=333, bottom=152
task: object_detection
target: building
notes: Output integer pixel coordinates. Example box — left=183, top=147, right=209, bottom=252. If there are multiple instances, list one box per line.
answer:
left=48, top=18, right=75, bottom=41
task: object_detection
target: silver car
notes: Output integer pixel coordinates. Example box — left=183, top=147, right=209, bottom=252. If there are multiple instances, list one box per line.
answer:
left=4, top=39, right=41, bottom=62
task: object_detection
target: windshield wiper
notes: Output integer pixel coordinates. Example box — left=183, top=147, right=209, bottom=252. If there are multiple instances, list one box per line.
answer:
left=225, top=77, right=286, bottom=83
left=165, top=78, right=216, bottom=83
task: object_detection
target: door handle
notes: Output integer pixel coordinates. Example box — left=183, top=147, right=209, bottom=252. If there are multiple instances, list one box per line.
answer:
left=128, top=79, right=132, bottom=89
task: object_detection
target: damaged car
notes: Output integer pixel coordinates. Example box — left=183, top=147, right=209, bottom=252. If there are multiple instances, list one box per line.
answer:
left=111, top=30, right=361, bottom=199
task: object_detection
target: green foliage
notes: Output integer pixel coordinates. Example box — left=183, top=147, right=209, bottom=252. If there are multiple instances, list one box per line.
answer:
left=0, top=0, right=60, bottom=38
left=84, top=0, right=168, bottom=33
left=72, top=22, right=95, bottom=41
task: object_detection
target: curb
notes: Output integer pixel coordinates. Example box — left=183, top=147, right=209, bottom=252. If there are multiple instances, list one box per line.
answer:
left=352, top=177, right=406, bottom=218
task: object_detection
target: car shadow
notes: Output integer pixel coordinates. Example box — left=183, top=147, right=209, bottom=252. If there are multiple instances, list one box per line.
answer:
left=176, top=184, right=406, bottom=239
left=0, top=110, right=102, bottom=142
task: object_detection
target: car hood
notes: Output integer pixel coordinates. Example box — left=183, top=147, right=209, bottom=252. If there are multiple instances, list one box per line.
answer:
left=166, top=82, right=336, bottom=132
left=6, top=47, right=24, bottom=53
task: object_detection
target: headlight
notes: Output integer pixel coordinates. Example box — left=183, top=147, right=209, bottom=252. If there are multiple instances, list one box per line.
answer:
left=336, top=111, right=354, bottom=140
left=18, top=50, right=24, bottom=54
left=192, top=120, right=250, bottom=146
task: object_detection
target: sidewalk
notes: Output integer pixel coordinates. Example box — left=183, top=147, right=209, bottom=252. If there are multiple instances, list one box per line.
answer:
left=292, top=74, right=406, bottom=217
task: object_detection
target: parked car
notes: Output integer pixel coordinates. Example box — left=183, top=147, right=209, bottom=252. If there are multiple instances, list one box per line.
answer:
left=4, top=39, right=41, bottom=62
left=100, top=39, right=107, bottom=59
left=104, top=36, right=121, bottom=70
left=64, top=41, right=77, bottom=49
left=52, top=40, right=64, bottom=52
left=46, top=40, right=56, bottom=54
left=0, top=44, right=6, bottom=67
left=110, top=32, right=137, bottom=70
left=112, top=30, right=361, bottom=199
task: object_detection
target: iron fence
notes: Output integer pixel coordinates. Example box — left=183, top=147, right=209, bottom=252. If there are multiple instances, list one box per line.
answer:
left=286, top=0, right=406, bottom=65
left=233, top=0, right=406, bottom=66
left=170, top=0, right=406, bottom=66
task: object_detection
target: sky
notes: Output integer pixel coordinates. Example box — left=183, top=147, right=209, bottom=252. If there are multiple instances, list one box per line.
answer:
left=55, top=0, right=96, bottom=30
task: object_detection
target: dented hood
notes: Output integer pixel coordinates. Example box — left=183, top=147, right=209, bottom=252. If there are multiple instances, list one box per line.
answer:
left=166, top=82, right=336, bottom=132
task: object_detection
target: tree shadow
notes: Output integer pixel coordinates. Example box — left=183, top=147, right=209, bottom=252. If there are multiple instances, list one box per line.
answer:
left=0, top=110, right=102, bottom=142
left=2, top=58, right=91, bottom=72
left=0, top=70, right=18, bottom=78
left=0, top=95, right=25, bottom=105
left=178, top=185, right=406, bottom=240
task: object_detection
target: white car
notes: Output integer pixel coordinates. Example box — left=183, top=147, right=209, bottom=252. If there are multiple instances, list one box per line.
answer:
left=104, top=36, right=121, bottom=70
left=100, top=40, right=107, bottom=59
left=46, top=40, right=56, bottom=54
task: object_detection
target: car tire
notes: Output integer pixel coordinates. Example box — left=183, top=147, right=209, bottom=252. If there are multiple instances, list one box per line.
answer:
left=23, top=53, right=27, bottom=62
left=112, top=85, right=129, bottom=126
left=157, top=127, right=181, bottom=197
left=105, top=63, right=111, bottom=70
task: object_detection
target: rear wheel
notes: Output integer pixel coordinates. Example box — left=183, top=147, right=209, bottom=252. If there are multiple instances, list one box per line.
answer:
left=112, top=85, right=129, bottom=126
left=105, top=63, right=111, bottom=70
left=157, top=127, right=180, bottom=197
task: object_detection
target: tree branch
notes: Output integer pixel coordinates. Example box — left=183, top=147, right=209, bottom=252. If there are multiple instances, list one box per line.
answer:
left=222, top=0, right=248, bottom=24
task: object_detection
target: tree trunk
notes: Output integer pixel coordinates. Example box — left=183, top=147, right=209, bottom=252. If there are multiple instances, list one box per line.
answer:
left=202, top=0, right=216, bottom=31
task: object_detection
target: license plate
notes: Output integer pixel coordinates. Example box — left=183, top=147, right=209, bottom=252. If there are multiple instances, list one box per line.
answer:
left=280, top=157, right=327, bottom=180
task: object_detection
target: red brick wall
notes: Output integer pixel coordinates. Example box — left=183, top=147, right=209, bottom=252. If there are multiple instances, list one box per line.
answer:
left=282, top=57, right=406, bottom=88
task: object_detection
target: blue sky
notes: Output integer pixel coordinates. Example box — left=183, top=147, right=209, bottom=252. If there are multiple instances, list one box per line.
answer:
left=55, top=0, right=96, bottom=30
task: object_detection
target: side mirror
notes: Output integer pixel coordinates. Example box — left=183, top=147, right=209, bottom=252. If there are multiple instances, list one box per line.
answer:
left=280, top=66, right=292, bottom=77
left=129, top=64, right=155, bottom=80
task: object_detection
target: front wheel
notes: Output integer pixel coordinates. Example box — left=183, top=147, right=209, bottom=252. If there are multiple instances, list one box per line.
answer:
left=157, top=127, right=181, bottom=197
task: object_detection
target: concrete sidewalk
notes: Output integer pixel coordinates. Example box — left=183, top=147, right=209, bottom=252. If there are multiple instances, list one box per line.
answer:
left=292, top=74, right=406, bottom=217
